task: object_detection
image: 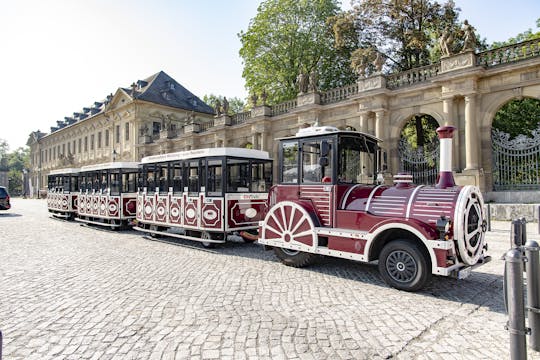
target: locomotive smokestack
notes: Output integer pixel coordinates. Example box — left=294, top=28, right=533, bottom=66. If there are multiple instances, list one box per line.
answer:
left=436, top=125, right=456, bottom=189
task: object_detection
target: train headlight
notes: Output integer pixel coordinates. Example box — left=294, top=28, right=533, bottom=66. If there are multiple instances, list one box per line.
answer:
left=436, top=216, right=451, bottom=240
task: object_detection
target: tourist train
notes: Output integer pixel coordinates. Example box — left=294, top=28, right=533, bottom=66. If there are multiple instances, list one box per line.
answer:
left=47, top=126, right=490, bottom=291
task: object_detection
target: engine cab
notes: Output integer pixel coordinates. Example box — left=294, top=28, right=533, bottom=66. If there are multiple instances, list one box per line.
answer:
left=259, top=126, right=490, bottom=291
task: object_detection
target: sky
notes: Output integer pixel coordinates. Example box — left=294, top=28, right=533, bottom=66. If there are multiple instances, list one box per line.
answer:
left=1, top=0, right=539, bottom=150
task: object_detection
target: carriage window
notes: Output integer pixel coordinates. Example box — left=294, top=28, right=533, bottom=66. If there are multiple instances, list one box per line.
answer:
left=146, top=166, right=156, bottom=194
left=171, top=162, right=183, bottom=195
left=252, top=161, right=272, bottom=192
left=100, top=172, right=108, bottom=192
left=281, top=142, right=298, bottom=183
left=92, top=173, right=100, bottom=192
left=70, top=176, right=78, bottom=192
left=188, top=161, right=199, bottom=195
left=207, top=159, right=223, bottom=196
left=63, top=175, right=70, bottom=193
left=227, top=159, right=249, bottom=192
left=110, top=172, right=120, bottom=195
left=158, top=164, right=168, bottom=193
left=338, top=136, right=374, bottom=184
left=121, top=172, right=137, bottom=193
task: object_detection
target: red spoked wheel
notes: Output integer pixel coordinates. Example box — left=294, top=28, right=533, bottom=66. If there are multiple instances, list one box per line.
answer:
left=262, top=201, right=319, bottom=267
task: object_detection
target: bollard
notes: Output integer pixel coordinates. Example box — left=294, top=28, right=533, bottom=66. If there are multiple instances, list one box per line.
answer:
left=505, top=248, right=528, bottom=360
left=521, top=218, right=527, bottom=246
left=538, top=205, right=540, bottom=235
left=525, top=240, right=540, bottom=351
left=487, top=203, right=491, bottom=232
left=511, top=219, right=524, bottom=248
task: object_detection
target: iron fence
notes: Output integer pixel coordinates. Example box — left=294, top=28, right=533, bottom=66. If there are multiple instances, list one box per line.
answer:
left=398, top=138, right=439, bottom=185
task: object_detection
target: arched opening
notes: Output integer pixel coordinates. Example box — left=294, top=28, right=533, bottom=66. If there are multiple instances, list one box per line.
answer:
left=491, top=97, right=540, bottom=191
left=398, top=114, right=440, bottom=185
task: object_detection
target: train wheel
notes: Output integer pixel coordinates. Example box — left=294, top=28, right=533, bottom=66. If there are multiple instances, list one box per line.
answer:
left=272, top=247, right=318, bottom=267
left=378, top=240, right=431, bottom=292
left=149, top=225, right=163, bottom=238
left=201, top=231, right=224, bottom=248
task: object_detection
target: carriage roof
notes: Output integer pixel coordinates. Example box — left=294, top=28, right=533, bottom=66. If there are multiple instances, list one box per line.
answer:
left=140, top=147, right=271, bottom=164
left=79, top=162, right=140, bottom=172
left=48, top=167, right=80, bottom=175
left=278, top=126, right=382, bottom=143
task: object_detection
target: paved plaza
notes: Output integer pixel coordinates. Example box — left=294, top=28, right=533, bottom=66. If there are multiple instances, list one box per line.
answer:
left=1, top=199, right=540, bottom=359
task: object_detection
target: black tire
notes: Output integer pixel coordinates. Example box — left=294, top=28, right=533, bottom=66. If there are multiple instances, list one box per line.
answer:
left=273, top=247, right=318, bottom=268
left=149, top=225, right=163, bottom=238
left=201, top=231, right=224, bottom=248
left=378, top=240, right=431, bottom=292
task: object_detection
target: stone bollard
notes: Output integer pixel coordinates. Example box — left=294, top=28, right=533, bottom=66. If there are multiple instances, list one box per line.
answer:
left=525, top=239, right=540, bottom=351
left=505, top=247, right=528, bottom=360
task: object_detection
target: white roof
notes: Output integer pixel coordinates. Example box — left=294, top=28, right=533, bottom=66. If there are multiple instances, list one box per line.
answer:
left=48, top=167, right=80, bottom=175
left=80, top=161, right=140, bottom=172
left=141, top=147, right=271, bottom=164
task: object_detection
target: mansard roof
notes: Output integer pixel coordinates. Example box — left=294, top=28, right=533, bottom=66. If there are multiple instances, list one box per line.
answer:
left=46, top=71, right=214, bottom=135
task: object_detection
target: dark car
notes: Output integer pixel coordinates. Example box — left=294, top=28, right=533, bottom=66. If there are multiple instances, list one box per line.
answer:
left=0, top=186, right=10, bottom=210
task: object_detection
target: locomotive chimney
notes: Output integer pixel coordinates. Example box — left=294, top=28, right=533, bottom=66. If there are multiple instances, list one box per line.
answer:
left=436, top=125, right=456, bottom=189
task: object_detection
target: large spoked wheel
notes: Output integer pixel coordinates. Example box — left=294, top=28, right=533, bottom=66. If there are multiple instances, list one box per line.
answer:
left=272, top=246, right=319, bottom=268
left=454, top=186, right=487, bottom=266
left=201, top=231, right=224, bottom=249
left=378, top=240, right=431, bottom=292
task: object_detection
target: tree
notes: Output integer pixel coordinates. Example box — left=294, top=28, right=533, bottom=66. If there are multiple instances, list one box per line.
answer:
left=492, top=98, right=540, bottom=139
left=0, top=139, right=8, bottom=170
left=238, top=0, right=357, bottom=104
left=4, top=147, right=29, bottom=195
left=203, top=94, right=246, bottom=115
left=334, top=0, right=463, bottom=72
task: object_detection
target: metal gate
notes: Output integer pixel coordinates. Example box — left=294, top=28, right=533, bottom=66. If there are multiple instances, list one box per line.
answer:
left=492, top=128, right=540, bottom=190
left=398, top=138, right=439, bottom=185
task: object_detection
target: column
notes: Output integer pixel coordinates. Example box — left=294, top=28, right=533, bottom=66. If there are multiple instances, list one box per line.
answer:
left=252, top=133, right=259, bottom=150
left=375, top=110, right=388, bottom=174
left=359, top=112, right=369, bottom=175
left=464, top=94, right=479, bottom=170
left=443, top=97, right=460, bottom=171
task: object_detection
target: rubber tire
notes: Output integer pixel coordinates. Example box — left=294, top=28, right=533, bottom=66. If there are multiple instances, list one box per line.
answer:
left=273, top=247, right=318, bottom=268
left=201, top=232, right=224, bottom=249
left=149, top=225, right=163, bottom=238
left=378, top=240, right=431, bottom=292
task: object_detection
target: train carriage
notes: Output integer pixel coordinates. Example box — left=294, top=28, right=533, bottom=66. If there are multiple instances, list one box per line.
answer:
left=259, top=125, right=490, bottom=291
left=75, top=162, right=139, bottom=229
left=47, top=167, right=80, bottom=219
left=133, top=148, right=272, bottom=247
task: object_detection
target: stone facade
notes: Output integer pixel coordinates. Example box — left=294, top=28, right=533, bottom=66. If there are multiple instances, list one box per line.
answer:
left=28, top=40, right=540, bottom=201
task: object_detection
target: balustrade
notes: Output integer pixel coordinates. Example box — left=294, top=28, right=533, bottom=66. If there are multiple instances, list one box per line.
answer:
left=320, top=83, right=359, bottom=105
left=271, top=100, right=297, bottom=116
left=477, top=38, right=540, bottom=67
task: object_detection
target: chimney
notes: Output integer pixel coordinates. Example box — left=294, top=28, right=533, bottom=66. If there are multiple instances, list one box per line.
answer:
left=436, top=125, right=456, bottom=189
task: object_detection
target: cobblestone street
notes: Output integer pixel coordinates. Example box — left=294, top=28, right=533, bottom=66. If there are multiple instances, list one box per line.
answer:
left=1, top=198, right=540, bottom=359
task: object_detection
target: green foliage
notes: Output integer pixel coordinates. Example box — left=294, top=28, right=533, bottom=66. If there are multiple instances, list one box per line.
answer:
left=492, top=98, right=540, bottom=139
left=238, top=0, right=357, bottom=104
left=0, top=139, right=8, bottom=170
left=0, top=146, right=30, bottom=195
left=490, top=18, right=540, bottom=49
left=203, top=94, right=246, bottom=114
left=401, top=115, right=439, bottom=149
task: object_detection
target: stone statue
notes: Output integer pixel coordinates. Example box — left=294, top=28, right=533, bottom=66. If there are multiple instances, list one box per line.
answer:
left=372, top=51, right=385, bottom=73
left=221, top=97, right=229, bottom=115
left=439, top=27, right=453, bottom=57
left=260, top=89, right=267, bottom=105
left=250, top=93, right=258, bottom=107
left=308, top=70, right=318, bottom=92
left=297, top=72, right=308, bottom=94
left=214, top=99, right=222, bottom=117
left=462, top=20, right=476, bottom=52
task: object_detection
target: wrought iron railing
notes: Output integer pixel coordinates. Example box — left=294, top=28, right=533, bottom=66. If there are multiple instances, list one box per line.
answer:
left=231, top=111, right=252, bottom=125
left=320, top=83, right=359, bottom=105
left=398, top=138, right=440, bottom=185
left=477, top=38, right=540, bottom=68
left=492, top=128, right=540, bottom=190
left=271, top=99, right=297, bottom=116
left=387, top=63, right=441, bottom=90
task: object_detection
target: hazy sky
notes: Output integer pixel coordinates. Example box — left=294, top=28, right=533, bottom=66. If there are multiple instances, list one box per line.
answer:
left=1, top=0, right=539, bottom=150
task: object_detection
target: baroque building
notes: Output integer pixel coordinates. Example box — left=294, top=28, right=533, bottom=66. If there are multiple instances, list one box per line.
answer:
left=28, top=39, right=540, bottom=202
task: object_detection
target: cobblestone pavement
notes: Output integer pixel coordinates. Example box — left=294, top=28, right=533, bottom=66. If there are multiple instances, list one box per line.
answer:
left=1, top=199, right=540, bottom=359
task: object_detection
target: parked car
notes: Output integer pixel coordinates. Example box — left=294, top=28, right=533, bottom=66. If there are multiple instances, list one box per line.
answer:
left=0, top=186, right=11, bottom=210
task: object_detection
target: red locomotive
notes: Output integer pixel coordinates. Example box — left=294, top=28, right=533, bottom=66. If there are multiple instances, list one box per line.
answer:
left=133, top=147, right=272, bottom=247
left=75, top=162, right=139, bottom=229
left=258, top=126, right=490, bottom=291
left=47, top=167, right=80, bottom=220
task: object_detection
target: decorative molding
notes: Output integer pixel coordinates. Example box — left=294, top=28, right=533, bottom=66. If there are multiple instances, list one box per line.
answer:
left=358, top=75, right=386, bottom=91
left=296, top=93, right=320, bottom=107
left=440, top=52, right=475, bottom=73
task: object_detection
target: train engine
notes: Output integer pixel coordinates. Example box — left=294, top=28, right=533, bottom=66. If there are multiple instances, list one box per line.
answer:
left=258, top=125, right=489, bottom=291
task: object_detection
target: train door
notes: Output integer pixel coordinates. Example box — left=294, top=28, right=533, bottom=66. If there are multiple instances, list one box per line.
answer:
left=154, top=163, right=170, bottom=223
left=183, top=160, right=201, bottom=228
left=142, top=164, right=157, bottom=222
left=168, top=161, right=183, bottom=226
left=200, top=158, right=224, bottom=231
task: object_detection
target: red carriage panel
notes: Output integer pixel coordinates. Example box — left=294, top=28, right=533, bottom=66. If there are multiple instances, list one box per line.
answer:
left=136, top=194, right=144, bottom=220
left=168, top=196, right=183, bottom=225
left=108, top=197, right=120, bottom=217
left=183, top=195, right=199, bottom=227
left=201, top=198, right=223, bottom=230
left=155, top=195, right=169, bottom=223
left=99, top=196, right=107, bottom=217
left=143, top=195, right=155, bottom=222
left=91, top=195, right=99, bottom=215
left=123, top=197, right=136, bottom=217
left=226, top=193, right=268, bottom=230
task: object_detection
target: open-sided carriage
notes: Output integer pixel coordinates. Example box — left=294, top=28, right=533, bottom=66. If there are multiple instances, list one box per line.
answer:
left=75, top=162, right=139, bottom=229
left=47, top=167, right=80, bottom=219
left=133, top=148, right=272, bottom=247
left=258, top=126, right=490, bottom=291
